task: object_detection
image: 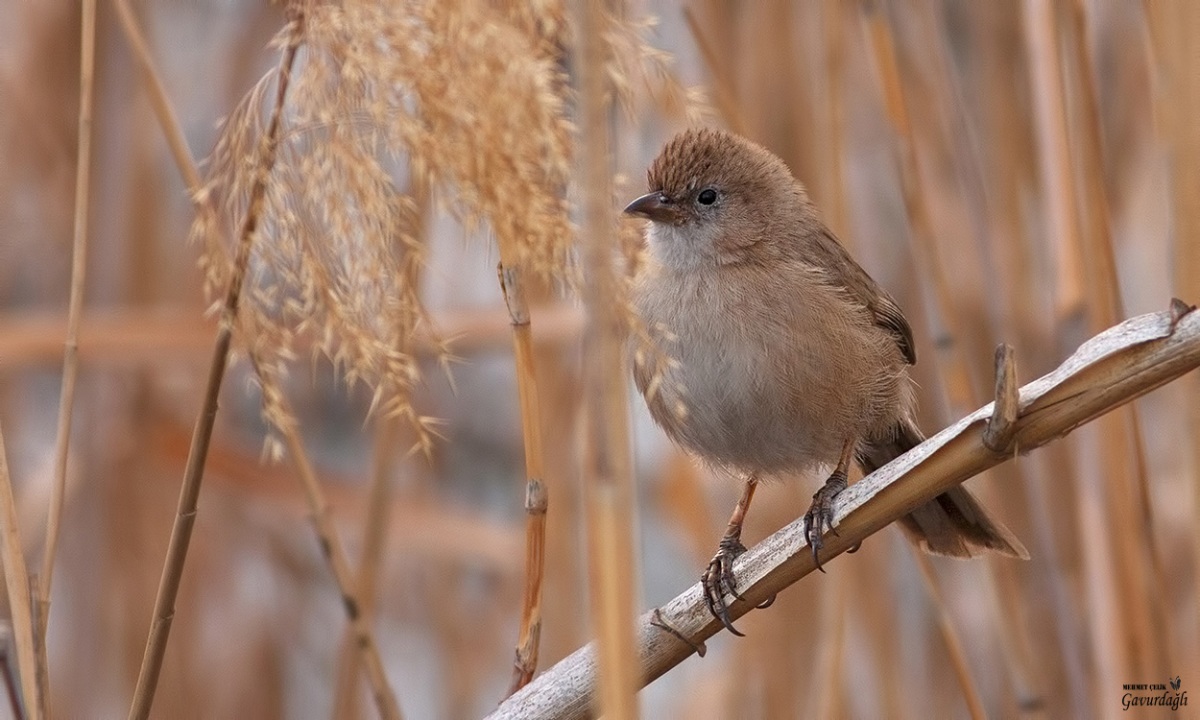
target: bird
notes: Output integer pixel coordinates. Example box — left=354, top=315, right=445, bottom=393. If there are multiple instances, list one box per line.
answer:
left=624, top=127, right=1028, bottom=635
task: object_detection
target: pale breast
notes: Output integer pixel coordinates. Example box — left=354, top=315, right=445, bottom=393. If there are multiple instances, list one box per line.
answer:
left=631, top=259, right=907, bottom=478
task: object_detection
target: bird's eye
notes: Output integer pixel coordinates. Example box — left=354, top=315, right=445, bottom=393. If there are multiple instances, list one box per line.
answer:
left=697, top=188, right=718, bottom=206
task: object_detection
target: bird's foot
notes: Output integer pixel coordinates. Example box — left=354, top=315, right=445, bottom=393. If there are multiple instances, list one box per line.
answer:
left=804, top=468, right=848, bottom=572
left=702, top=536, right=748, bottom=636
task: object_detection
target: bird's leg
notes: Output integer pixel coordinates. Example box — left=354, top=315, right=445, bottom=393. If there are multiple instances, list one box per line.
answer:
left=804, top=438, right=855, bottom=572
left=702, top=475, right=761, bottom=636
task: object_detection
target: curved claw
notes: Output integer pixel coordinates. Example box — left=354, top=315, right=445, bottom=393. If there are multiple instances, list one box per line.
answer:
left=701, top=539, right=748, bottom=636
left=804, top=472, right=845, bottom=573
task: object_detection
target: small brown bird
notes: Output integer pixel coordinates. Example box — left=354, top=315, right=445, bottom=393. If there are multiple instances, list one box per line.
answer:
left=625, top=128, right=1027, bottom=634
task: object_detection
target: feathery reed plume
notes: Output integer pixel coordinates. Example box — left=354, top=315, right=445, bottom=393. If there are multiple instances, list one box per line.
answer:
left=188, top=0, right=693, bottom=709
left=128, top=13, right=305, bottom=720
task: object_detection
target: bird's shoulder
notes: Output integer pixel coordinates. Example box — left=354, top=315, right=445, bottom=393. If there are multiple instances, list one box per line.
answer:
left=797, top=226, right=918, bottom=366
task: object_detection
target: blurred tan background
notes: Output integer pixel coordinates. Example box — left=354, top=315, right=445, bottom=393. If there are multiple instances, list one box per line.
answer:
left=1, top=1, right=1199, bottom=718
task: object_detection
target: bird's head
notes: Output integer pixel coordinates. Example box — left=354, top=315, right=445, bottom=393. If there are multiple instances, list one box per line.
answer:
left=624, top=127, right=810, bottom=269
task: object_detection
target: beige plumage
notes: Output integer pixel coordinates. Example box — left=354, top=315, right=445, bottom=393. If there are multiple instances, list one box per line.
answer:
left=626, top=128, right=1027, bottom=633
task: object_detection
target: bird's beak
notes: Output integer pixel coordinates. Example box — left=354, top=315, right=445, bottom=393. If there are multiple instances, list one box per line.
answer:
left=623, top=192, right=674, bottom=223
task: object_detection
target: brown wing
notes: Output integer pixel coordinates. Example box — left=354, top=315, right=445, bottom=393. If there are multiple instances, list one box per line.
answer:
left=811, top=228, right=917, bottom=365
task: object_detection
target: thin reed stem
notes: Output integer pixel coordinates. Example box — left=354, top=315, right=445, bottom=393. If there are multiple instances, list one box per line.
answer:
left=112, top=0, right=203, bottom=195
left=576, top=0, right=639, bottom=718
left=861, top=8, right=992, bottom=711
left=1145, top=0, right=1200, bottom=681
left=910, top=550, right=987, bottom=720
left=0, top=421, right=41, bottom=719
left=681, top=7, right=747, bottom=136
left=498, top=261, right=550, bottom=696
left=260, top=381, right=403, bottom=720
left=39, top=0, right=97, bottom=645
left=1065, top=0, right=1169, bottom=680
left=127, top=14, right=304, bottom=720
left=332, top=419, right=399, bottom=720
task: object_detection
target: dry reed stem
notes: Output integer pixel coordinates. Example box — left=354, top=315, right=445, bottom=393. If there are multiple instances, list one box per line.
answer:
left=333, top=196, right=426, bottom=719
left=910, top=550, right=987, bottom=720
left=332, top=420, right=400, bottom=720
left=258, top=372, right=403, bottom=720
left=820, top=0, right=849, bottom=238
left=1025, top=0, right=1150, bottom=694
left=0, top=649, right=22, bottom=720
left=112, top=0, right=203, bottom=196
left=1145, top=0, right=1200, bottom=670
left=809, top=570, right=847, bottom=719
left=577, top=0, right=639, bottom=718
left=127, top=15, right=303, bottom=720
left=498, top=264, right=550, bottom=696
left=39, top=0, right=96, bottom=646
left=0, top=421, right=41, bottom=719
left=681, top=7, right=747, bottom=136
left=488, top=304, right=1200, bottom=720
left=1066, top=0, right=1170, bottom=680
left=862, top=8, right=993, bottom=709
left=863, top=5, right=974, bottom=414
left=28, top=578, right=48, bottom=720
left=1021, top=1, right=1120, bottom=701
left=1023, top=0, right=1086, bottom=321
left=0, top=303, right=583, bottom=368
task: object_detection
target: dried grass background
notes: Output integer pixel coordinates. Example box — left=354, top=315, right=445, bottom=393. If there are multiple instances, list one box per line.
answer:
left=0, top=1, right=1197, bottom=718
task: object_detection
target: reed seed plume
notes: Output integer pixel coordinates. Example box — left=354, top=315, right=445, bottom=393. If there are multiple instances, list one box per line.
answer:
left=193, top=1, right=696, bottom=449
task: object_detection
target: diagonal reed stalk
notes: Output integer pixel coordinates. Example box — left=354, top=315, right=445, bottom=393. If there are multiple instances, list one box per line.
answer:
left=127, top=13, right=304, bottom=720
left=38, top=0, right=97, bottom=668
left=112, top=0, right=203, bottom=196
left=248, top=354, right=403, bottom=720
left=109, top=7, right=403, bottom=716
left=576, top=0, right=639, bottom=718
left=860, top=6, right=993, bottom=710
left=498, top=261, right=550, bottom=696
left=333, top=214, right=425, bottom=719
left=488, top=302, right=1200, bottom=720
left=0, top=421, right=41, bottom=719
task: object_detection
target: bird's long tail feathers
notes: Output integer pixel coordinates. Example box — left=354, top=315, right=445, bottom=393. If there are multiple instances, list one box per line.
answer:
left=858, top=420, right=1029, bottom=560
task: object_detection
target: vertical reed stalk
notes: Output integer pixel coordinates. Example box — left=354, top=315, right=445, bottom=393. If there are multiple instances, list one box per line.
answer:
left=0, top=422, right=41, bottom=718
left=39, top=0, right=97, bottom=646
left=863, top=8, right=1018, bottom=713
left=127, top=14, right=304, bottom=719
left=499, top=261, right=550, bottom=695
left=576, top=0, right=639, bottom=717
left=911, top=550, right=987, bottom=720
left=681, top=7, right=747, bottom=136
left=1065, top=0, right=1169, bottom=679
left=862, top=4, right=974, bottom=415
left=1021, top=0, right=1130, bottom=700
left=1145, top=0, right=1200, bottom=680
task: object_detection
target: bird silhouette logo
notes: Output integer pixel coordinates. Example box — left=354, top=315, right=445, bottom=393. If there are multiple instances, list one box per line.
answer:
left=1170, top=676, right=1182, bottom=691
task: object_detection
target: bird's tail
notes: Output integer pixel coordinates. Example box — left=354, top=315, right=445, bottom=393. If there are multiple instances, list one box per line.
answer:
left=858, top=420, right=1029, bottom=560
